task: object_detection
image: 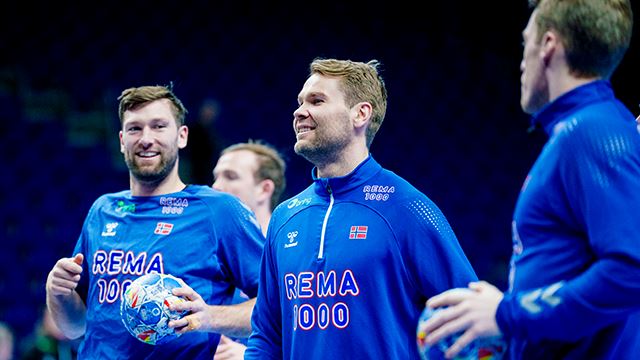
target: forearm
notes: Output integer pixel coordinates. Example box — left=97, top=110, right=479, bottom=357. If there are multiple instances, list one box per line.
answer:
left=497, top=260, right=640, bottom=342
left=206, top=298, right=256, bottom=338
left=46, top=291, right=87, bottom=339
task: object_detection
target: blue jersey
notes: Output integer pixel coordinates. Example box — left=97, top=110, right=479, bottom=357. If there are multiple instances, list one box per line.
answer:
left=246, top=156, right=477, bottom=359
left=496, top=81, right=640, bottom=359
left=73, top=185, right=265, bottom=359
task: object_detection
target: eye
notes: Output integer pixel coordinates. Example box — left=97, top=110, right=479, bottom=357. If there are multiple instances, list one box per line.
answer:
left=312, top=99, right=324, bottom=105
left=126, top=126, right=141, bottom=133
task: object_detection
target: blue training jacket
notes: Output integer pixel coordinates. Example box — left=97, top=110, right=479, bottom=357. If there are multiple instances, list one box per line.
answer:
left=246, top=156, right=477, bottom=359
left=496, top=81, right=640, bottom=359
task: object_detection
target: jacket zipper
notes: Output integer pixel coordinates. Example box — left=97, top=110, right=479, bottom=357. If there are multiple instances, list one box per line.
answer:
left=318, top=184, right=333, bottom=259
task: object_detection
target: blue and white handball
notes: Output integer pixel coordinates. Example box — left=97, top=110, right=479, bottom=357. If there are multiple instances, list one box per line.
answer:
left=416, top=306, right=506, bottom=360
left=120, top=273, right=189, bottom=345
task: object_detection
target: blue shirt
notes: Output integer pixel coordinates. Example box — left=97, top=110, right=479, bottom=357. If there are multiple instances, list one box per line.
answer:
left=496, top=81, right=640, bottom=359
left=246, top=156, right=477, bottom=359
left=73, top=185, right=265, bottom=359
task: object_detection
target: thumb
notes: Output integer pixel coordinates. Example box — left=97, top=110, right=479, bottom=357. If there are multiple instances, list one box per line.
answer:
left=73, top=253, right=84, bottom=266
left=219, top=335, right=231, bottom=344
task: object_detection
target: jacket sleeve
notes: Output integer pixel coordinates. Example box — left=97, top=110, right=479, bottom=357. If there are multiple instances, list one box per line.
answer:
left=400, top=196, right=478, bottom=298
left=245, top=224, right=282, bottom=359
left=497, top=116, right=640, bottom=341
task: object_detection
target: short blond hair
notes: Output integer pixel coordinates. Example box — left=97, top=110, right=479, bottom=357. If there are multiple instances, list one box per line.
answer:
left=529, top=0, right=633, bottom=79
left=310, top=58, right=388, bottom=148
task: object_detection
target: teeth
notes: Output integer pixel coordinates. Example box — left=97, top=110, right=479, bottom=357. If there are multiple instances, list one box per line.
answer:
left=139, top=152, right=158, bottom=157
left=298, top=126, right=313, bottom=134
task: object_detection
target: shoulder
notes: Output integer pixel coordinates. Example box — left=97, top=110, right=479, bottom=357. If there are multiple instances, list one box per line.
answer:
left=272, top=184, right=316, bottom=218
left=88, top=190, right=130, bottom=213
left=555, top=101, right=639, bottom=157
left=184, top=185, right=249, bottom=210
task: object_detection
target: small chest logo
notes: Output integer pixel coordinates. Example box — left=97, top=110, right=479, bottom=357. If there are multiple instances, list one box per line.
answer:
left=101, top=222, right=119, bottom=237
left=115, top=200, right=135, bottom=213
left=284, top=231, right=299, bottom=248
left=349, top=226, right=368, bottom=240
left=154, top=222, right=174, bottom=235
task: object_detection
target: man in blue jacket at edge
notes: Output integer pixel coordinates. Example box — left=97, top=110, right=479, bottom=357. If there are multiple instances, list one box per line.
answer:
left=421, top=0, right=640, bottom=359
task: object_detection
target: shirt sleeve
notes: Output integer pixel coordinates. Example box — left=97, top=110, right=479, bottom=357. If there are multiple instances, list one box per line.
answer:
left=215, top=197, right=266, bottom=299
left=497, top=116, right=640, bottom=341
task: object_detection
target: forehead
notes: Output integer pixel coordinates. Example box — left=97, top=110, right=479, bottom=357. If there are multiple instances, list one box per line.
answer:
left=122, top=99, right=176, bottom=124
left=523, top=10, right=539, bottom=38
left=298, top=74, right=343, bottom=100
left=216, top=150, right=258, bottom=172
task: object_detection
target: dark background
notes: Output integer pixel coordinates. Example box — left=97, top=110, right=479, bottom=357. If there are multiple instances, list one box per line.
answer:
left=0, top=0, right=638, bottom=354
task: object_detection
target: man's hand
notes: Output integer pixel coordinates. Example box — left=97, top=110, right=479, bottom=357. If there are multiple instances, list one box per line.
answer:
left=46, top=254, right=84, bottom=296
left=214, top=335, right=247, bottom=360
left=422, top=281, right=503, bottom=358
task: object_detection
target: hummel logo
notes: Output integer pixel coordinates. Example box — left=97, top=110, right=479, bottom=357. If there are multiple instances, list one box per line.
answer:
left=284, top=231, right=299, bottom=248
left=102, top=222, right=119, bottom=237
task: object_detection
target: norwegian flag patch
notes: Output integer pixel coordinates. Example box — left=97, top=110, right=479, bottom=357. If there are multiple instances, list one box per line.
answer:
left=154, top=222, right=174, bottom=235
left=349, top=226, right=368, bottom=240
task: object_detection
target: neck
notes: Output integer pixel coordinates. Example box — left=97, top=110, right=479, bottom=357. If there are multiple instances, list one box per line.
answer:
left=316, top=143, right=369, bottom=178
left=130, top=169, right=186, bottom=196
left=550, top=75, right=599, bottom=103
left=253, top=207, right=272, bottom=237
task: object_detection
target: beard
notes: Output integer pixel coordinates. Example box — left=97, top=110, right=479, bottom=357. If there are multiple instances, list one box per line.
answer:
left=294, top=116, right=351, bottom=167
left=124, top=147, right=179, bottom=185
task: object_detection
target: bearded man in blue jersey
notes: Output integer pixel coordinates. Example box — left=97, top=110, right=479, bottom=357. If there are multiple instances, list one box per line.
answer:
left=245, top=58, right=477, bottom=359
left=45, top=85, right=265, bottom=359
left=422, top=1, right=640, bottom=358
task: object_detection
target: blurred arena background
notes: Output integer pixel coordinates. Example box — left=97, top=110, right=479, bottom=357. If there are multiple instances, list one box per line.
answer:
left=0, top=0, right=638, bottom=353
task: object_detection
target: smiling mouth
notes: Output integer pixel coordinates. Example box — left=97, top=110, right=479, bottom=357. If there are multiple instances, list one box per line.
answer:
left=296, top=125, right=315, bottom=136
left=137, top=151, right=160, bottom=158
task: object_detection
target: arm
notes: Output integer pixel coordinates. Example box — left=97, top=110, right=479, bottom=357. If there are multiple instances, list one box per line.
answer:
left=45, top=253, right=87, bottom=339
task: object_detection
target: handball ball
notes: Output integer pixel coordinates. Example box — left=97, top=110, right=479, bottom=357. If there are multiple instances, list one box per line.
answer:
left=416, top=306, right=506, bottom=360
left=120, top=273, right=189, bottom=345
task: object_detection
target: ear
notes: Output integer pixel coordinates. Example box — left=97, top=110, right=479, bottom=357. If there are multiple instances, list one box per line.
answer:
left=256, top=179, right=275, bottom=205
left=351, top=102, right=372, bottom=131
left=540, top=30, right=558, bottom=65
left=119, top=130, right=125, bottom=153
left=178, top=125, right=188, bottom=149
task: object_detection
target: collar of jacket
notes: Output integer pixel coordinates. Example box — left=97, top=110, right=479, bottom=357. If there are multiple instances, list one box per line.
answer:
left=311, top=155, right=382, bottom=196
left=531, top=80, right=614, bottom=136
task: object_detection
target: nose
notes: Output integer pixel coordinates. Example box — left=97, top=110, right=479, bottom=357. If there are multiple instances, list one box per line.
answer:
left=139, top=126, right=154, bottom=146
left=212, top=178, right=224, bottom=191
left=293, top=104, right=308, bottom=121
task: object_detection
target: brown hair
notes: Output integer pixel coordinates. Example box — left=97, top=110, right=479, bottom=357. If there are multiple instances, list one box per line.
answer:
left=118, top=85, right=188, bottom=126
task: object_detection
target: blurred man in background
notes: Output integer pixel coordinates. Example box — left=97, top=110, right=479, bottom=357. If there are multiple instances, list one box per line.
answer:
left=211, top=140, right=286, bottom=359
